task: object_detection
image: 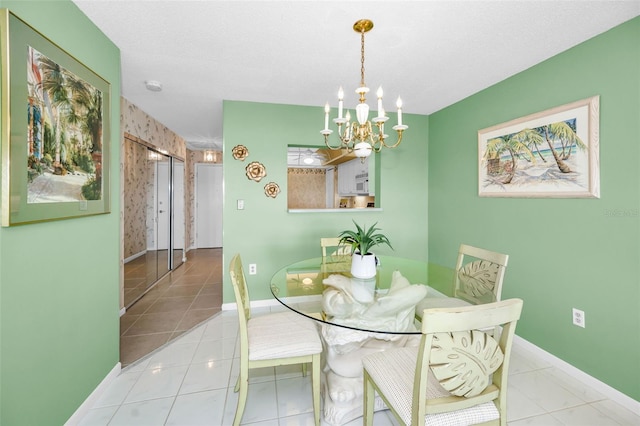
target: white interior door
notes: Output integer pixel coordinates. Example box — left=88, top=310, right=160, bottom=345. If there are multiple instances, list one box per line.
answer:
left=195, top=163, right=223, bottom=248
left=156, top=159, right=170, bottom=250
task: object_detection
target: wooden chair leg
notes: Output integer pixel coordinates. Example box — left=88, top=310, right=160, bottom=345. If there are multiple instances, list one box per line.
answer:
left=233, top=366, right=249, bottom=426
left=363, top=370, right=375, bottom=426
left=311, top=354, right=321, bottom=426
left=233, top=377, right=248, bottom=426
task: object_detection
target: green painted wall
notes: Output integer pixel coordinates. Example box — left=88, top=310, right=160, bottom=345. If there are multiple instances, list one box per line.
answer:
left=428, top=17, right=639, bottom=400
left=222, top=100, right=429, bottom=302
left=0, top=1, right=121, bottom=424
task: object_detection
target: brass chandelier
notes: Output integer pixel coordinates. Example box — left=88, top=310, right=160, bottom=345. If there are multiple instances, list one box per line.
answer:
left=321, top=19, right=407, bottom=161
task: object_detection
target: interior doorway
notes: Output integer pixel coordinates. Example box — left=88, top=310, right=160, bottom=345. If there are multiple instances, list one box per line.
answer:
left=195, top=163, right=223, bottom=248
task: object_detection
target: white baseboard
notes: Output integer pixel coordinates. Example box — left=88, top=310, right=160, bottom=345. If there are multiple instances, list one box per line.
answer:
left=513, top=335, right=639, bottom=414
left=221, top=298, right=279, bottom=311
left=64, top=362, right=121, bottom=425
left=124, top=250, right=146, bottom=263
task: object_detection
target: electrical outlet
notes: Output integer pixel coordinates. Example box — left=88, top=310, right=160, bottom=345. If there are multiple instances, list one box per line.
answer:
left=572, top=308, right=585, bottom=328
left=237, top=199, right=244, bottom=210
left=249, top=263, right=257, bottom=275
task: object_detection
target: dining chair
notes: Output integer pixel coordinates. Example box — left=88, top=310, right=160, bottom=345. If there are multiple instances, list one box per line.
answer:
left=320, top=237, right=352, bottom=262
left=363, top=298, right=523, bottom=426
left=229, top=254, right=322, bottom=426
left=415, top=244, right=509, bottom=320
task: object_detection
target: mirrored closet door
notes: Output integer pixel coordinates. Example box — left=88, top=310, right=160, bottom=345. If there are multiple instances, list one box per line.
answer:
left=123, top=137, right=185, bottom=309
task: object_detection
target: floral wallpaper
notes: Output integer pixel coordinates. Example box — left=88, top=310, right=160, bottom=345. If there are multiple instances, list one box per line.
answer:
left=145, top=160, right=157, bottom=252
left=121, top=99, right=187, bottom=158
left=122, top=137, right=149, bottom=258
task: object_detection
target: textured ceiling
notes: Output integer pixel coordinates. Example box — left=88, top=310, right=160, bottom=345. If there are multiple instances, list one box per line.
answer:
left=72, top=1, right=640, bottom=150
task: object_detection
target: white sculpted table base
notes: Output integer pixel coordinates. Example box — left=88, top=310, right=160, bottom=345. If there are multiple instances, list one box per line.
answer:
left=320, top=272, right=427, bottom=425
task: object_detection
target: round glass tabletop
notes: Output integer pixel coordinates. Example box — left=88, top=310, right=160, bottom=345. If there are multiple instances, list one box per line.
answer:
left=270, top=255, right=431, bottom=334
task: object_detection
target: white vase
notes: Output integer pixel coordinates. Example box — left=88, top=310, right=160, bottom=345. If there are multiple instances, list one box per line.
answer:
left=351, top=252, right=377, bottom=279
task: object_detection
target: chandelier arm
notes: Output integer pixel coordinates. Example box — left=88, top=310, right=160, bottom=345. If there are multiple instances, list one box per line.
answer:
left=370, top=137, right=383, bottom=152
left=324, top=122, right=347, bottom=150
left=337, top=123, right=355, bottom=150
left=373, top=121, right=385, bottom=145
left=380, top=130, right=405, bottom=149
left=324, top=134, right=344, bottom=151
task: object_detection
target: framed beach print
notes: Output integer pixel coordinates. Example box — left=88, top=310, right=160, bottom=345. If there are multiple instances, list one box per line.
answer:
left=478, top=96, right=599, bottom=198
left=1, top=9, right=111, bottom=226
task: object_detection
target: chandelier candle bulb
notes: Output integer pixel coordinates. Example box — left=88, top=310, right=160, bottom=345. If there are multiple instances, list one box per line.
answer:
left=377, top=86, right=384, bottom=118
left=338, top=87, right=344, bottom=119
left=324, top=103, right=330, bottom=131
left=396, top=97, right=403, bottom=126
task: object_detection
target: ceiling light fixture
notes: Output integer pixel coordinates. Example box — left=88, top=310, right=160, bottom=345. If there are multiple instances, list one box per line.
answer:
left=145, top=80, right=163, bottom=92
left=303, top=149, right=317, bottom=165
left=321, top=19, right=407, bottom=162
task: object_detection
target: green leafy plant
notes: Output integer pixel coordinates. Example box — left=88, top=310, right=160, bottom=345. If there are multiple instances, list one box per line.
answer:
left=338, top=220, right=393, bottom=256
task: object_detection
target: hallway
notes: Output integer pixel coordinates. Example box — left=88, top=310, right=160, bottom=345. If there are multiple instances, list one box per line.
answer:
left=120, top=248, right=222, bottom=367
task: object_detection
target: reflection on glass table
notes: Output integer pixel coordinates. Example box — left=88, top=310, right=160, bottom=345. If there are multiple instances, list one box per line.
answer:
left=270, top=255, right=434, bottom=333
left=270, top=255, right=432, bottom=425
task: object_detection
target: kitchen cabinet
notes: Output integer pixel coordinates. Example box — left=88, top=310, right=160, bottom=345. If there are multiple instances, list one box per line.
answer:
left=338, top=157, right=371, bottom=195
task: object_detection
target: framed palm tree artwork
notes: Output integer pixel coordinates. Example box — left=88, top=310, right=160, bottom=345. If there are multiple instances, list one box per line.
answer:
left=478, top=96, right=599, bottom=198
left=1, top=9, right=111, bottom=226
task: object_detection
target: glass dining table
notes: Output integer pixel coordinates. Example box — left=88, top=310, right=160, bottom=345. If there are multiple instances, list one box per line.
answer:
left=269, top=255, right=437, bottom=332
left=269, top=255, right=439, bottom=425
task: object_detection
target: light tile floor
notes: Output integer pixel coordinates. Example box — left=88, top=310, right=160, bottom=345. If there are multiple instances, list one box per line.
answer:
left=80, top=306, right=640, bottom=426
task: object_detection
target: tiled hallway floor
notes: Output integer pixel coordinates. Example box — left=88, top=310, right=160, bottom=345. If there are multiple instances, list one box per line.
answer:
left=82, top=304, right=640, bottom=425
left=120, top=248, right=222, bottom=367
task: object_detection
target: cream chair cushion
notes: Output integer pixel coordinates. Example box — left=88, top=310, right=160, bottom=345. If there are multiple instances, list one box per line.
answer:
left=362, top=347, right=499, bottom=426
left=248, top=311, right=322, bottom=361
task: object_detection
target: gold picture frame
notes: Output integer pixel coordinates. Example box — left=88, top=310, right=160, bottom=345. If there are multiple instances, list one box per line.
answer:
left=478, top=96, right=599, bottom=198
left=1, top=9, right=111, bottom=226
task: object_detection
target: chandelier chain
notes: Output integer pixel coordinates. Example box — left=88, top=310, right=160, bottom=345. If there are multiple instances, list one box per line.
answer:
left=360, top=29, right=366, bottom=87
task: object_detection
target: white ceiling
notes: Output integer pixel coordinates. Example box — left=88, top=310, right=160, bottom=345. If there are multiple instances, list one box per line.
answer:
left=72, top=1, right=640, bottom=151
